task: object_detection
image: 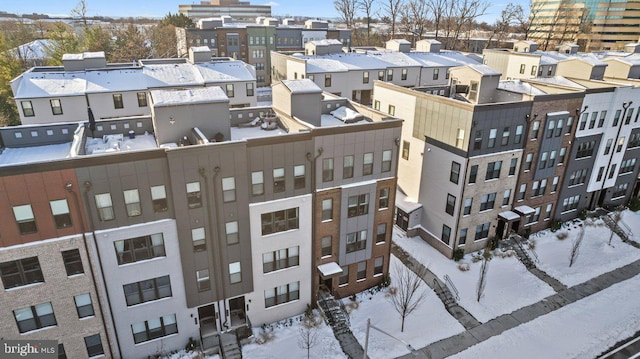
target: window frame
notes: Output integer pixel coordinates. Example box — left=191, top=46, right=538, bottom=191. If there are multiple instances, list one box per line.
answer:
left=62, top=249, right=84, bottom=276
left=112, top=93, right=124, bottom=109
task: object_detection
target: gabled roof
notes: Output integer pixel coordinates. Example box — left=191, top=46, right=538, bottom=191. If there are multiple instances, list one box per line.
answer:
left=150, top=87, right=229, bottom=107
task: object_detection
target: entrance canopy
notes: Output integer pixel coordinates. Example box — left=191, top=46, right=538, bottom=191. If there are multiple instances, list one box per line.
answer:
left=498, top=210, right=520, bottom=221
left=514, top=205, right=535, bottom=216
left=317, top=262, right=343, bottom=279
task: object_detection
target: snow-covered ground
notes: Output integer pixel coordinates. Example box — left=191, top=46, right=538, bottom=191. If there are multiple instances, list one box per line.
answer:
left=450, top=273, right=640, bottom=359
left=533, top=214, right=640, bottom=287
left=393, top=231, right=555, bottom=322
left=242, top=313, right=344, bottom=359
left=348, top=256, right=465, bottom=359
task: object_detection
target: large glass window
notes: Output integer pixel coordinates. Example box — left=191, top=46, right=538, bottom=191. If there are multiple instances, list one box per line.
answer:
left=346, top=230, right=367, bottom=253
left=114, top=233, right=166, bottom=265
left=262, top=246, right=299, bottom=273
left=485, top=161, right=502, bottom=180
left=131, top=314, right=178, bottom=344
left=14, top=302, right=56, bottom=333
left=347, top=194, right=369, bottom=217
left=264, top=281, right=299, bottom=308
left=0, top=257, right=43, bottom=289
left=261, top=208, right=299, bottom=235
left=123, top=276, right=172, bottom=306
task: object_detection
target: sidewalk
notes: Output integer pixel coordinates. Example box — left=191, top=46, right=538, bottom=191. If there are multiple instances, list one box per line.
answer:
left=395, top=252, right=640, bottom=359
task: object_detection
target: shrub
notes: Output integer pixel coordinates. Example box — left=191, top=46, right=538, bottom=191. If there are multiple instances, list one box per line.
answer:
left=471, top=254, right=483, bottom=263
left=578, top=208, right=588, bottom=220
left=629, top=197, right=640, bottom=212
left=556, top=232, right=568, bottom=240
left=489, top=236, right=500, bottom=250
left=550, top=219, right=562, bottom=232
left=377, top=274, right=391, bottom=288
left=453, top=248, right=465, bottom=262
left=457, top=263, right=470, bottom=271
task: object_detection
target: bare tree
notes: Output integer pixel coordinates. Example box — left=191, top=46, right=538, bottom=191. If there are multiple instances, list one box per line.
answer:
left=516, top=1, right=543, bottom=40
left=485, top=3, right=522, bottom=49
left=297, top=310, right=321, bottom=359
left=334, top=0, right=359, bottom=29
left=399, top=0, right=429, bottom=45
left=426, top=0, right=447, bottom=38
left=380, top=0, right=404, bottom=39
left=359, top=0, right=377, bottom=44
left=388, top=263, right=427, bottom=332
left=448, top=0, right=489, bottom=50
left=569, top=226, right=585, bottom=267
left=71, top=0, right=90, bottom=29
left=608, top=207, right=624, bottom=246
left=476, top=250, right=491, bottom=302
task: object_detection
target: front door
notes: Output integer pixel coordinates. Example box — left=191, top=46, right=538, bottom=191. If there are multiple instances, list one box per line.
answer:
left=496, top=220, right=505, bottom=240
left=198, top=303, right=220, bottom=350
left=227, top=296, right=246, bottom=329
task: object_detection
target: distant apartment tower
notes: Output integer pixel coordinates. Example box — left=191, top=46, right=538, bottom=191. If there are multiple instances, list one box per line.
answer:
left=529, top=0, right=587, bottom=51
left=179, top=0, right=271, bottom=22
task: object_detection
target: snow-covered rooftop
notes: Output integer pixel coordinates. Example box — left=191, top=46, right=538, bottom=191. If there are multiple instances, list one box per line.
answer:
left=143, top=63, right=204, bottom=88
left=84, top=133, right=157, bottom=155
left=466, top=64, right=502, bottom=76
left=150, top=87, right=229, bottom=107
left=498, top=80, right=547, bottom=96
left=281, top=79, right=321, bottom=94
left=85, top=68, right=147, bottom=93
left=196, top=61, right=256, bottom=83
left=14, top=72, right=87, bottom=98
left=395, top=189, right=422, bottom=213
left=0, top=142, right=72, bottom=167
left=308, top=39, right=342, bottom=46
left=11, top=39, right=54, bottom=60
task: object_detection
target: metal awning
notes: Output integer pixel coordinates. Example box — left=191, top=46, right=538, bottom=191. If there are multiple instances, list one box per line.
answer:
left=514, top=205, right=535, bottom=216
left=498, top=210, right=520, bottom=221
left=317, top=262, right=343, bottom=279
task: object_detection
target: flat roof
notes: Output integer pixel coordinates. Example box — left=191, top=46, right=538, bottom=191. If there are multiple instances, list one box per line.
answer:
left=282, top=79, right=322, bottom=94
left=151, top=87, right=229, bottom=107
left=0, top=142, right=72, bottom=167
left=84, top=133, right=158, bottom=155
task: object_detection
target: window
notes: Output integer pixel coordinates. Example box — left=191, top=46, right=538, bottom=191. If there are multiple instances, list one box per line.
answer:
left=137, top=92, right=147, bottom=107
left=321, top=236, right=332, bottom=257
left=381, top=150, right=392, bottom=172
left=515, top=125, right=523, bottom=144
left=612, top=183, right=629, bottom=198
left=509, top=158, right=517, bottom=176
left=113, top=94, right=124, bottom=109
left=473, top=130, right=483, bottom=150
left=363, top=71, right=369, bottom=84
left=376, top=223, right=387, bottom=243
left=539, top=152, right=548, bottom=169
left=263, top=246, right=299, bottom=273
left=357, top=261, right=367, bottom=280
left=387, top=69, right=393, bottom=81
left=226, top=84, right=235, bottom=98
left=378, top=70, right=385, bottom=80
left=450, top=161, right=461, bottom=184
left=346, top=230, right=367, bottom=253
left=50, top=99, right=63, bottom=115
left=531, top=65, right=537, bottom=76
left=475, top=223, right=490, bottom=241
left=13, top=204, right=37, bottom=234
left=121, top=189, right=141, bottom=217
left=531, top=121, right=540, bottom=139
left=519, top=64, right=526, bottom=74
left=544, top=204, right=553, bottom=220
left=463, top=198, right=472, bottom=215
left=480, top=193, right=496, bottom=211
left=456, top=128, right=465, bottom=148
left=539, top=179, right=547, bottom=195
left=265, top=281, right=299, bottom=307
left=518, top=183, right=526, bottom=201
left=568, top=169, right=588, bottom=186
left=374, top=100, right=380, bottom=110
left=625, top=109, right=634, bottom=125
left=531, top=207, right=541, bottom=223
left=84, top=334, right=104, bottom=357
left=21, top=101, right=34, bottom=117
left=620, top=158, right=637, bottom=174
left=363, top=152, right=374, bottom=175
left=562, top=195, right=580, bottom=212
left=94, top=193, right=115, bottom=221
left=62, top=249, right=84, bottom=276
left=613, top=109, right=621, bottom=126
left=545, top=119, right=555, bottom=138
left=548, top=150, right=556, bottom=167
left=488, top=128, right=497, bottom=148
left=608, top=164, right=617, bottom=179
left=123, top=276, right=172, bottom=306
left=579, top=113, right=588, bottom=130
left=566, top=116, right=574, bottom=133
left=459, top=228, right=468, bottom=245
left=294, top=165, right=305, bottom=189
left=576, top=141, right=595, bottom=158
left=322, top=199, right=333, bottom=221
left=114, top=233, right=166, bottom=265
left=445, top=194, right=456, bottom=215
left=323, top=158, right=334, bottom=182
left=226, top=221, right=239, bottom=244
left=261, top=208, right=299, bottom=235
left=348, top=194, right=369, bottom=217
left=603, top=138, right=613, bottom=155
left=343, top=155, right=354, bottom=179
left=500, top=189, right=511, bottom=206
left=388, top=105, right=395, bottom=116
left=551, top=176, right=559, bottom=192
left=402, top=141, right=410, bottom=160
left=596, top=166, right=605, bottom=181
left=441, top=225, right=451, bottom=244
left=374, top=257, right=384, bottom=276
left=132, top=315, right=178, bottom=344
left=588, top=113, right=597, bottom=129
left=14, top=303, right=56, bottom=333
left=186, top=182, right=202, bottom=208
left=399, top=68, right=407, bottom=81
left=432, top=68, right=439, bottom=80
left=246, top=83, right=254, bottom=97
left=558, top=147, right=566, bottom=164
left=0, top=257, right=43, bottom=289
left=598, top=111, right=606, bottom=128
left=524, top=153, right=533, bottom=171
left=252, top=171, right=264, bottom=196
left=629, top=133, right=640, bottom=148
left=221, top=177, right=236, bottom=202
left=197, top=269, right=210, bottom=291
left=74, top=293, right=95, bottom=318
left=617, top=137, right=625, bottom=152
left=485, top=161, right=502, bottom=180
left=149, top=185, right=168, bottom=213
left=469, top=165, right=478, bottom=184
left=325, top=74, right=332, bottom=87
left=501, top=127, right=510, bottom=146
left=379, top=188, right=390, bottom=209
left=192, top=227, right=206, bottom=251
left=228, top=262, right=242, bottom=284
left=469, top=81, right=478, bottom=101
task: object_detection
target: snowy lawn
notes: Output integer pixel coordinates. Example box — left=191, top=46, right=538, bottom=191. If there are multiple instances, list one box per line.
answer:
left=163, top=351, right=219, bottom=359
left=347, top=256, right=465, bottom=359
left=393, top=230, right=555, bottom=322
left=450, top=274, right=640, bottom=359
left=242, top=312, right=344, bottom=359
left=621, top=209, right=640, bottom=241
left=533, top=215, right=640, bottom=287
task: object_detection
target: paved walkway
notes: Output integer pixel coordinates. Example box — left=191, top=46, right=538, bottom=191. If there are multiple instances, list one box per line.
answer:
left=395, top=255, right=640, bottom=359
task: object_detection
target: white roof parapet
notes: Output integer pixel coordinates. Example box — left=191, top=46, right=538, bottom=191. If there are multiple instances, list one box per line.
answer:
left=150, top=87, right=229, bottom=107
